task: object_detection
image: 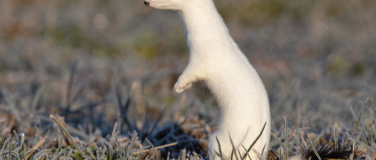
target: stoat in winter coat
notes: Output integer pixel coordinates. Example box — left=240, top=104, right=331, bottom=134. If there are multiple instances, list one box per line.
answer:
left=144, top=0, right=271, bottom=159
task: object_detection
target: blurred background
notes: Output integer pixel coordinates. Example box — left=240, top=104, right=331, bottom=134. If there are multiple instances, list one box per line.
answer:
left=0, top=0, right=375, bottom=158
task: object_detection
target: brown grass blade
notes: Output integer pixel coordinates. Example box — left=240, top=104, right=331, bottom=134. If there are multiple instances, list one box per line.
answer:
left=26, top=136, right=47, bottom=160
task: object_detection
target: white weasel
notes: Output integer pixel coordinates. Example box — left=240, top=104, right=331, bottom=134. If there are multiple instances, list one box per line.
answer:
left=144, top=0, right=271, bottom=159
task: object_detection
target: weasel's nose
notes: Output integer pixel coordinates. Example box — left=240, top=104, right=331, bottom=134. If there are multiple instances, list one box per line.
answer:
left=144, top=1, right=150, bottom=6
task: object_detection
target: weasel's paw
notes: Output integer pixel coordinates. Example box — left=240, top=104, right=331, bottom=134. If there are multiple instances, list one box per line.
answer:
left=174, top=79, right=192, bottom=93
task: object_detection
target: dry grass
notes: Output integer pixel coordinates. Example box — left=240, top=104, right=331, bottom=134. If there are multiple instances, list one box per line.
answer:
left=0, top=0, right=375, bottom=159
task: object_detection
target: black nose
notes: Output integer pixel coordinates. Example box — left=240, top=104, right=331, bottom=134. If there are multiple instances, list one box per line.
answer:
left=144, top=1, right=150, bottom=6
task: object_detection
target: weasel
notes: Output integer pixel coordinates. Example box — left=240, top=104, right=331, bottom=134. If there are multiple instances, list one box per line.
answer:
left=144, top=0, right=271, bottom=159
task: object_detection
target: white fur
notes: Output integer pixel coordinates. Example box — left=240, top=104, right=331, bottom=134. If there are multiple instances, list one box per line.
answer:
left=145, top=0, right=271, bottom=159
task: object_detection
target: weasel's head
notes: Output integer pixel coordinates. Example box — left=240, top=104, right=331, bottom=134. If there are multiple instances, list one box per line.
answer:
left=144, top=0, right=200, bottom=11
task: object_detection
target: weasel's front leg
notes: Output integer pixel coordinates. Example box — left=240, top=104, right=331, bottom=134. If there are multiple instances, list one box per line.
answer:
left=174, top=65, right=204, bottom=93
left=174, top=73, right=196, bottom=93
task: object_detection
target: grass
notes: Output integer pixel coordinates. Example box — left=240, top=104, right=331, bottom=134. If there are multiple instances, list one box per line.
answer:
left=1, top=0, right=376, bottom=159
left=0, top=79, right=374, bottom=159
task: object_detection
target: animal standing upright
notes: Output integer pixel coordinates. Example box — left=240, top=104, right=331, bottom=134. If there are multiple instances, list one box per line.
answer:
left=144, top=0, right=271, bottom=159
